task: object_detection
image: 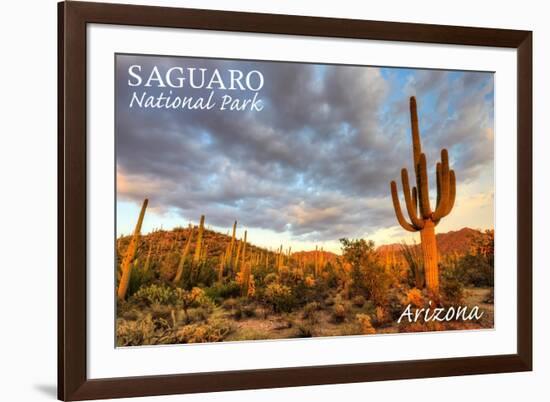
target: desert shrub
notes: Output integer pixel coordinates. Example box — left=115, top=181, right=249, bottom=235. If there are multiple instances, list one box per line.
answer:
left=133, top=283, right=176, bottom=306
left=264, top=283, right=295, bottom=313
left=222, top=298, right=238, bottom=311
left=399, top=320, right=445, bottom=333
left=362, top=262, right=391, bottom=306
left=398, top=321, right=429, bottom=333
left=352, top=295, right=366, bottom=307
left=425, top=321, right=445, bottom=332
left=175, top=287, right=211, bottom=307
left=406, top=288, right=424, bottom=308
left=386, top=290, right=407, bottom=321
left=241, top=304, right=256, bottom=317
left=340, top=238, right=391, bottom=305
left=324, top=296, right=335, bottom=306
left=159, top=252, right=179, bottom=282
left=251, top=263, right=270, bottom=285
left=332, top=303, right=347, bottom=323
left=205, top=281, right=241, bottom=303
left=175, top=287, right=213, bottom=323
left=372, top=306, right=390, bottom=327
left=187, top=306, right=211, bottom=323
left=321, top=262, right=340, bottom=289
left=441, top=270, right=465, bottom=306
left=455, top=253, right=494, bottom=287
left=304, top=275, right=316, bottom=288
left=117, top=316, right=155, bottom=346
left=150, top=303, right=172, bottom=320
left=356, top=313, right=376, bottom=335
left=233, top=301, right=256, bottom=320
left=127, top=263, right=155, bottom=297
left=302, top=301, right=320, bottom=320
left=120, top=308, right=140, bottom=321
left=484, top=288, right=494, bottom=304
left=295, top=322, right=315, bottom=338
left=193, top=261, right=218, bottom=287
left=263, top=272, right=278, bottom=285
left=116, top=314, right=174, bottom=346
left=400, top=242, right=424, bottom=288
left=175, top=320, right=233, bottom=343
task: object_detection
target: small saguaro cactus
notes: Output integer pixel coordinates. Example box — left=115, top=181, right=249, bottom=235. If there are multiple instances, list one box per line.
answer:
left=192, top=215, right=205, bottom=265
left=234, top=239, right=242, bottom=272
left=117, top=198, right=148, bottom=301
left=229, top=221, right=237, bottom=269
left=390, top=97, right=456, bottom=296
left=219, top=242, right=230, bottom=282
left=143, top=241, right=153, bottom=272
left=240, top=230, right=248, bottom=269
left=173, top=224, right=193, bottom=284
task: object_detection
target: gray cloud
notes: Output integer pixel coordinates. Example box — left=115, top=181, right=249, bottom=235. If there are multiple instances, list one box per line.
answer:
left=116, top=55, right=494, bottom=241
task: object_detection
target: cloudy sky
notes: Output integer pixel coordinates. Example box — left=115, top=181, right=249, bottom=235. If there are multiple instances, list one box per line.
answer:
left=116, top=54, right=494, bottom=253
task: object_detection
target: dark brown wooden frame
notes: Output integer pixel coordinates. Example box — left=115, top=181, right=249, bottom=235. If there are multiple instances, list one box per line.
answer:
left=58, top=1, right=532, bottom=400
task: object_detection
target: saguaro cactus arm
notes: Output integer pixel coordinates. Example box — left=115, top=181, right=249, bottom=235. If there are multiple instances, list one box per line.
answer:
left=433, top=149, right=456, bottom=221
left=390, top=181, right=417, bottom=232
left=435, top=169, right=456, bottom=221
left=410, top=97, right=422, bottom=166
left=417, top=153, right=432, bottom=218
left=401, top=168, right=425, bottom=229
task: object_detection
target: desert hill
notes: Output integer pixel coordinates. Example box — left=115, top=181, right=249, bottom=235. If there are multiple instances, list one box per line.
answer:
left=117, top=225, right=485, bottom=267
left=377, top=227, right=483, bottom=261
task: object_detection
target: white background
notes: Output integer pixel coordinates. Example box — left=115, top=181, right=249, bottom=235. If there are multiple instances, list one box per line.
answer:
left=0, top=0, right=546, bottom=401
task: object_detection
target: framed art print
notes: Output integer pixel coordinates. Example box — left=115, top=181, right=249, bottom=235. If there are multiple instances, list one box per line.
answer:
left=58, top=1, right=532, bottom=400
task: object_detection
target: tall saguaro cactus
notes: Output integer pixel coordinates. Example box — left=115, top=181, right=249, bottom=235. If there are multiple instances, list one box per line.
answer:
left=390, top=97, right=456, bottom=296
left=117, top=198, right=148, bottom=301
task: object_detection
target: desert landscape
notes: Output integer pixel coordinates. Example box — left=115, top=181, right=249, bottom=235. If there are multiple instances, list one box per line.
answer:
left=116, top=209, right=494, bottom=346
left=115, top=55, right=495, bottom=346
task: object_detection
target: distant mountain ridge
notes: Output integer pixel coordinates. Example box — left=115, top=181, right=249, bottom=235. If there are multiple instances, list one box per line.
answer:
left=377, top=227, right=482, bottom=258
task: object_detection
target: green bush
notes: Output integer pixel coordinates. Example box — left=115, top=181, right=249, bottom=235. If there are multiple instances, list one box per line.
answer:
left=205, top=281, right=241, bottom=303
left=133, top=283, right=176, bottom=306
left=295, top=322, right=315, bottom=337
left=116, top=314, right=175, bottom=346
left=441, top=270, right=465, bottom=306
left=352, top=295, right=366, bottom=307
left=454, top=254, right=494, bottom=287
left=263, top=272, right=278, bottom=285
left=222, top=298, right=238, bottom=311
left=332, top=303, right=347, bottom=323
left=340, top=238, right=391, bottom=305
left=159, top=252, right=180, bottom=282
left=175, top=320, right=233, bottom=343
left=233, top=301, right=256, bottom=320
left=127, top=264, right=155, bottom=297
left=302, top=301, right=320, bottom=320
left=484, top=288, right=494, bottom=304
left=264, top=283, right=295, bottom=313
left=386, top=290, right=406, bottom=321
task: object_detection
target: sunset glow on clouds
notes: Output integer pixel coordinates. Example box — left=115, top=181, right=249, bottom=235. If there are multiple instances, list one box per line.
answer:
left=116, top=54, right=494, bottom=252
